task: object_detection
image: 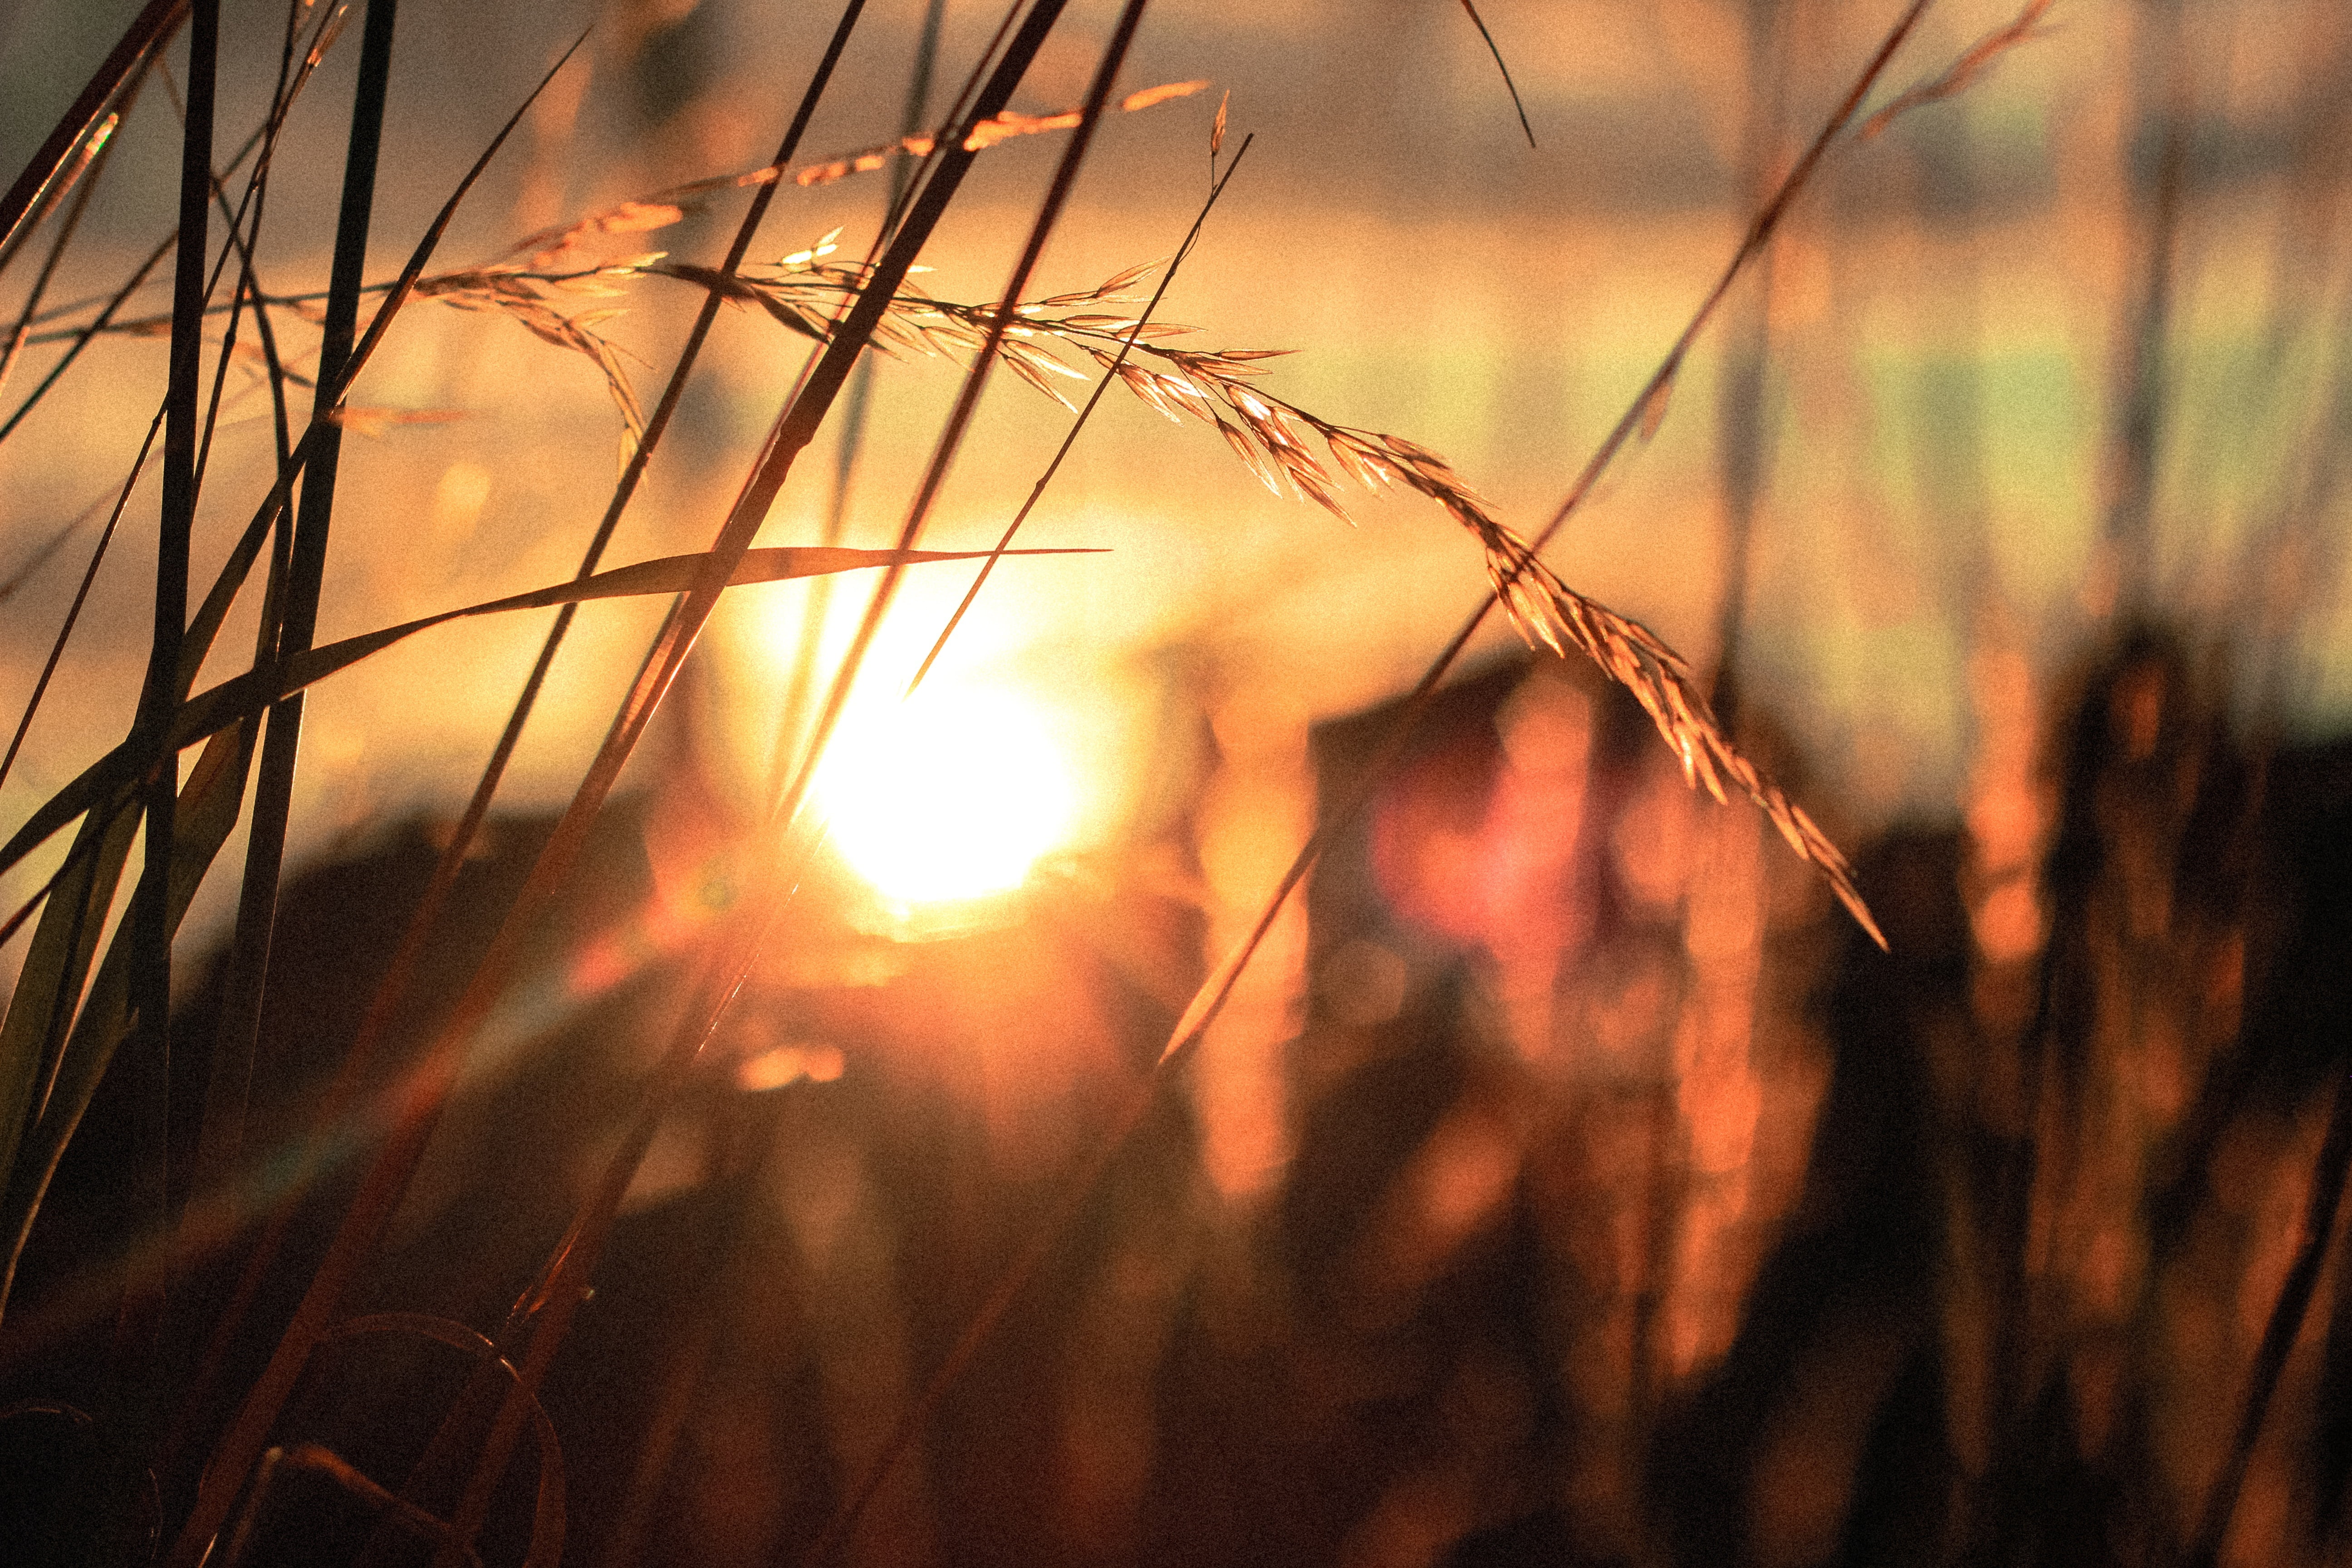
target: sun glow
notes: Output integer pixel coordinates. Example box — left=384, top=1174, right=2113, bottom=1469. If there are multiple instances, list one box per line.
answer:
left=813, top=682, right=1083, bottom=907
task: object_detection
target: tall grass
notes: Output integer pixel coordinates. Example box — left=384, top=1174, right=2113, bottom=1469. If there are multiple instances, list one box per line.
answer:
left=1, top=0, right=2349, bottom=1565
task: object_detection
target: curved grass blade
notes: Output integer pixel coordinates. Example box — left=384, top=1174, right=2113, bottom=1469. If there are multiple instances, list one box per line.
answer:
left=0, top=544, right=1092, bottom=887
left=0, top=6, right=587, bottom=1350
left=316, top=1314, right=566, bottom=1568
left=0, top=14, right=598, bottom=890
left=165, top=0, right=1003, bottom=1539
left=1456, top=0, right=1536, bottom=148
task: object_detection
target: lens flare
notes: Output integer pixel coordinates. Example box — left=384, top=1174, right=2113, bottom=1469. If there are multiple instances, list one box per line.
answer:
left=813, top=683, right=1082, bottom=906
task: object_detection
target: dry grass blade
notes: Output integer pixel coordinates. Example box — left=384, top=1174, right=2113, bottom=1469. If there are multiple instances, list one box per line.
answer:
left=491, top=11, right=1156, bottom=1565
left=0, top=0, right=183, bottom=262
left=1457, top=0, right=1537, bottom=148
left=0, top=802, right=140, bottom=1303
left=103, top=5, right=222, bottom=1402
left=0, top=713, right=254, bottom=1326
left=1149, top=0, right=1934, bottom=1085
left=0, top=0, right=346, bottom=445
left=182, top=0, right=399, bottom=1318
left=1862, top=0, right=2055, bottom=139
left=0, top=111, right=121, bottom=401
left=441, top=1, right=1137, bottom=1554
left=0, top=542, right=1089, bottom=890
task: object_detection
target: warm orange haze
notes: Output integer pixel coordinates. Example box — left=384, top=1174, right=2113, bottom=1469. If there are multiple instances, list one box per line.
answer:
left=0, top=1, right=2349, bottom=1566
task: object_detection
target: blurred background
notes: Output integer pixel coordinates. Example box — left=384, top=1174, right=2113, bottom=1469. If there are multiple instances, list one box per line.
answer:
left=4, top=0, right=2352, bottom=1564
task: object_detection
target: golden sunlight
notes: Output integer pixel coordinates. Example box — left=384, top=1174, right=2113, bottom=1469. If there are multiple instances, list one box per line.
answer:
left=812, top=681, right=1083, bottom=907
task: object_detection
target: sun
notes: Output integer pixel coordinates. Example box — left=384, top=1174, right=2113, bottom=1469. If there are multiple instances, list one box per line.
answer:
left=812, top=681, right=1083, bottom=908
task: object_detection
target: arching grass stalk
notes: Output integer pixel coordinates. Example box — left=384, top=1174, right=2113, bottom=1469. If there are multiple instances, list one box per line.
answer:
left=797, top=5, right=1939, bottom=1560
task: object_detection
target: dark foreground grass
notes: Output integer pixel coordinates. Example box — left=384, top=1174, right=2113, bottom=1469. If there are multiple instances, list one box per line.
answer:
left=3, top=2, right=2349, bottom=1566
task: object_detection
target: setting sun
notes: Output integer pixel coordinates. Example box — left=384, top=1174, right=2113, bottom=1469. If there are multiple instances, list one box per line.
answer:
left=812, top=683, right=1083, bottom=907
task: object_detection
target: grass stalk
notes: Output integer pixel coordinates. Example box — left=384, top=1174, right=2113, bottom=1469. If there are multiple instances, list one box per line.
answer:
left=0, top=88, right=128, bottom=406
left=0, top=0, right=185, bottom=263
left=2185, top=1062, right=2352, bottom=1568
left=192, top=0, right=398, bottom=1243
left=0, top=232, right=179, bottom=449
left=907, top=132, right=1254, bottom=698
left=103, top=0, right=220, bottom=1441
left=0, top=0, right=346, bottom=451
left=1165, top=0, right=1929, bottom=1077
left=0, top=410, right=165, bottom=801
